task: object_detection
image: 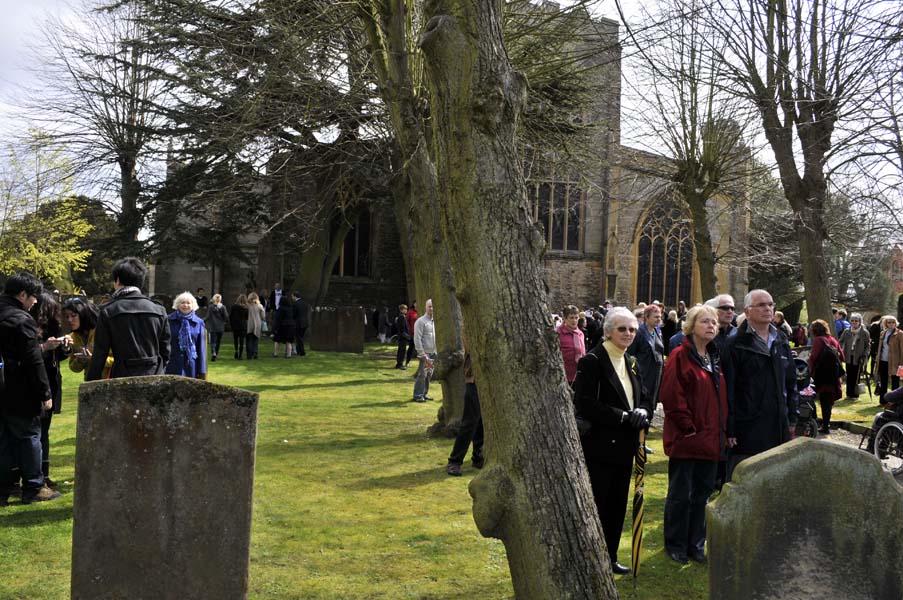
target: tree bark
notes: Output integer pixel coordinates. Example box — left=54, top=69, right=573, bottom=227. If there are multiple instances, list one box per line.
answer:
left=362, top=0, right=465, bottom=434
left=420, top=1, right=617, bottom=597
left=683, top=188, right=717, bottom=300
left=119, top=154, right=141, bottom=244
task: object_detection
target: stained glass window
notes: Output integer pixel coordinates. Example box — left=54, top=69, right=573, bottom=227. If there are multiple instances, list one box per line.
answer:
left=528, top=179, right=583, bottom=251
left=635, top=202, right=694, bottom=306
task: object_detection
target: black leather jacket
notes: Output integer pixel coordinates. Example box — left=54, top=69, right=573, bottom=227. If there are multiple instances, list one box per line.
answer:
left=0, top=295, right=51, bottom=417
left=86, top=288, right=170, bottom=380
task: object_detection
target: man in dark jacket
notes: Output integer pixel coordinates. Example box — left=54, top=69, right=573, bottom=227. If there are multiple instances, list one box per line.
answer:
left=627, top=304, right=665, bottom=405
left=291, top=291, right=309, bottom=357
left=0, top=272, right=60, bottom=504
left=86, top=257, right=170, bottom=380
left=394, top=304, right=411, bottom=370
left=723, top=289, right=798, bottom=481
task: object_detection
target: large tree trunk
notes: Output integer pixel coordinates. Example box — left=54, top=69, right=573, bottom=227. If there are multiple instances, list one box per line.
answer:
left=793, top=198, right=834, bottom=333
left=362, top=1, right=465, bottom=434
left=119, top=154, right=141, bottom=244
left=420, top=1, right=617, bottom=597
left=683, top=190, right=717, bottom=300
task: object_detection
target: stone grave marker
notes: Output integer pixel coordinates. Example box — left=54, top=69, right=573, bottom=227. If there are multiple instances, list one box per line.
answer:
left=71, top=376, right=258, bottom=600
left=708, top=437, right=903, bottom=600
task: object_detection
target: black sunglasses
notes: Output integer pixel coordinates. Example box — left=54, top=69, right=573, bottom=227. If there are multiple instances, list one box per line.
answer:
left=717, top=305, right=735, bottom=311
left=616, top=326, right=637, bottom=333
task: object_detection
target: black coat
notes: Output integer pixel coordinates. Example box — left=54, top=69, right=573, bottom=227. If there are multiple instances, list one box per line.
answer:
left=394, top=314, right=411, bottom=341
left=573, top=342, right=653, bottom=464
left=0, top=295, right=52, bottom=417
left=626, top=323, right=664, bottom=403
left=272, top=304, right=296, bottom=343
left=229, top=304, right=249, bottom=333
left=292, top=298, right=309, bottom=329
left=86, top=289, right=170, bottom=380
left=723, top=321, right=799, bottom=456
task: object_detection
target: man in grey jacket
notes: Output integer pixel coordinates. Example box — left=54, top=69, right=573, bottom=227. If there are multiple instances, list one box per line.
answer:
left=412, top=299, right=436, bottom=402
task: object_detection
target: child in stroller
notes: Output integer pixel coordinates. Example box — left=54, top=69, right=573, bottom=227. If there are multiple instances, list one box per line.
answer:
left=794, top=358, right=820, bottom=438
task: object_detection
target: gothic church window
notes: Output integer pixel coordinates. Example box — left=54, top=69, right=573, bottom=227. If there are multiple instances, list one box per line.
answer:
left=635, top=201, right=693, bottom=306
left=528, top=179, right=582, bottom=251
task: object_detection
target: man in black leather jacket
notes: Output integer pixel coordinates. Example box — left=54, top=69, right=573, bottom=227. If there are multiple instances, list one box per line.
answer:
left=0, top=272, right=60, bottom=504
left=86, top=257, right=170, bottom=381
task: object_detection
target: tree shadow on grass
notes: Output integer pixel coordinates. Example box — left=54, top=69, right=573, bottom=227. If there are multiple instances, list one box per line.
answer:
left=257, top=431, right=428, bottom=455
left=242, top=379, right=377, bottom=392
left=0, top=505, right=72, bottom=528
left=345, top=466, right=448, bottom=490
left=348, top=400, right=413, bottom=409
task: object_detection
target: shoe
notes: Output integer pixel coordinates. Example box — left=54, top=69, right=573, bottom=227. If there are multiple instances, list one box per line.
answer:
left=689, top=552, right=707, bottom=564
left=424, top=395, right=434, bottom=401
left=22, top=485, right=61, bottom=504
left=446, top=463, right=462, bottom=476
left=413, top=397, right=426, bottom=403
left=472, top=457, right=485, bottom=469
left=612, top=561, right=630, bottom=574
left=211, top=355, right=217, bottom=362
left=394, top=365, right=405, bottom=370
left=272, top=353, right=278, bottom=358
left=43, top=477, right=58, bottom=490
left=644, top=445, right=655, bottom=455
left=667, top=551, right=689, bottom=565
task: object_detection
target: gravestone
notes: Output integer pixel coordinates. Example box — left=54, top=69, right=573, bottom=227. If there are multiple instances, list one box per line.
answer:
left=708, top=437, right=903, bottom=600
left=309, top=306, right=365, bottom=353
left=71, top=376, right=258, bottom=600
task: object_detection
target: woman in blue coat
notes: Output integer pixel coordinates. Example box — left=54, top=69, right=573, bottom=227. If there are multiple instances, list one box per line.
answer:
left=165, top=291, right=207, bottom=379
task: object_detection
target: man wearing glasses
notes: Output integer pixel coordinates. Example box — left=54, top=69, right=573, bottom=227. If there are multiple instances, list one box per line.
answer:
left=0, top=272, right=60, bottom=504
left=722, top=289, right=799, bottom=481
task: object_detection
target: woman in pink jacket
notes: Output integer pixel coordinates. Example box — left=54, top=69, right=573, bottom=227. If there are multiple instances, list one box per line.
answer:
left=557, top=305, right=586, bottom=385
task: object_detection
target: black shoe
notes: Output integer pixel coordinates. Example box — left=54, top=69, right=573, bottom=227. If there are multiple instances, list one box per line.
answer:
left=472, top=457, right=485, bottom=469
left=612, top=561, right=630, bottom=574
left=446, top=462, right=462, bottom=476
left=413, top=397, right=426, bottom=403
left=667, top=551, right=689, bottom=565
left=689, top=552, right=707, bottom=564
left=211, top=355, right=217, bottom=362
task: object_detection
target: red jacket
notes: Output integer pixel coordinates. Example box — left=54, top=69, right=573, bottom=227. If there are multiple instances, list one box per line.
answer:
left=660, top=338, right=728, bottom=461
left=405, top=308, right=419, bottom=337
left=808, top=335, right=844, bottom=401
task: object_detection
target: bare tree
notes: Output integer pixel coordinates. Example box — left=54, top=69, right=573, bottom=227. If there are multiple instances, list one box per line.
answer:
left=705, top=0, right=899, bottom=328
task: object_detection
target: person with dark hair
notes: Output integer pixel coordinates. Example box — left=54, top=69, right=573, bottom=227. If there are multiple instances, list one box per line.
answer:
left=63, top=297, right=112, bottom=379
left=868, top=314, right=883, bottom=378
left=557, top=305, right=586, bottom=386
left=808, top=319, right=844, bottom=434
left=272, top=292, right=296, bottom=358
left=86, top=257, right=170, bottom=380
left=404, top=302, right=418, bottom=367
left=30, top=292, right=67, bottom=487
left=164, top=292, right=207, bottom=379
left=627, top=303, right=665, bottom=406
left=195, top=287, right=209, bottom=310
left=291, top=291, right=309, bottom=357
left=0, top=272, right=60, bottom=504
left=230, top=294, right=249, bottom=359
left=445, top=352, right=484, bottom=476
left=394, top=304, right=411, bottom=369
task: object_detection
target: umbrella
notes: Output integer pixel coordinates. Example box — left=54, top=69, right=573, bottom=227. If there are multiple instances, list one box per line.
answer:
left=631, top=428, right=647, bottom=581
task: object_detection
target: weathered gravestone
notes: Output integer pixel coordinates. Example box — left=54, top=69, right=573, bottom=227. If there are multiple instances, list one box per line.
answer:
left=71, top=376, right=258, bottom=600
left=309, top=306, right=365, bottom=353
left=708, top=437, right=903, bottom=600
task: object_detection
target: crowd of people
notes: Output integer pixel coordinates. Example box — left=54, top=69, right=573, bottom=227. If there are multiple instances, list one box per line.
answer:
left=0, top=258, right=314, bottom=506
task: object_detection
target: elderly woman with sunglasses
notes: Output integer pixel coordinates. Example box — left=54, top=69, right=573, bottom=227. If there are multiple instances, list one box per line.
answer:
left=573, top=306, right=653, bottom=575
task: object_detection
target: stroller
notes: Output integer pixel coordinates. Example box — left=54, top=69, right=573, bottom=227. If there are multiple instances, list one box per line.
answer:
left=794, top=358, right=820, bottom=439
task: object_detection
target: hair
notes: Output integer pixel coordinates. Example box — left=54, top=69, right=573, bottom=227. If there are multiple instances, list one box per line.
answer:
left=809, top=319, right=830, bottom=338
left=850, top=312, right=862, bottom=322
left=603, top=306, right=638, bottom=336
left=399, top=303, right=408, bottom=312
left=682, top=305, right=718, bottom=336
left=31, top=291, right=62, bottom=337
left=870, top=314, right=883, bottom=324
left=248, top=292, right=260, bottom=305
left=211, top=294, right=221, bottom=304
left=235, top=294, right=248, bottom=308
left=62, top=297, right=99, bottom=334
left=197, top=287, right=205, bottom=292
left=743, top=289, right=772, bottom=308
left=111, top=257, right=148, bottom=288
left=735, top=314, right=747, bottom=328
left=668, top=309, right=678, bottom=321
left=563, top=305, right=580, bottom=318
left=883, top=315, right=898, bottom=328
left=3, top=271, right=43, bottom=297
left=837, top=310, right=847, bottom=318
left=643, top=304, right=661, bottom=319
left=172, top=291, right=199, bottom=312
left=292, top=290, right=301, bottom=299
left=774, top=310, right=785, bottom=323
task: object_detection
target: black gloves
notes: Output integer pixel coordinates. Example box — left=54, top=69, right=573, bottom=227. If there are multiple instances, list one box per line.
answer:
left=627, top=408, right=649, bottom=429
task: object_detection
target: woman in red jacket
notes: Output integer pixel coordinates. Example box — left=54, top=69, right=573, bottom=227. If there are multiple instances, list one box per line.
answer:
left=807, top=319, right=844, bottom=434
left=660, top=304, right=727, bottom=565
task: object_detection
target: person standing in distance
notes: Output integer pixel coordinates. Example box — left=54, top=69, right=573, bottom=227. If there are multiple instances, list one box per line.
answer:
left=86, top=257, right=170, bottom=380
left=412, top=299, right=436, bottom=403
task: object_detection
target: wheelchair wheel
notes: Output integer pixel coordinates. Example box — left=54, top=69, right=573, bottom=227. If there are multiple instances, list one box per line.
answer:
left=874, top=421, right=903, bottom=477
left=796, top=418, right=819, bottom=439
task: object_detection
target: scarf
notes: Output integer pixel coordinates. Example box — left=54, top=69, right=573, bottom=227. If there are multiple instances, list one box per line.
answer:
left=112, top=286, right=140, bottom=299
left=178, top=312, right=198, bottom=363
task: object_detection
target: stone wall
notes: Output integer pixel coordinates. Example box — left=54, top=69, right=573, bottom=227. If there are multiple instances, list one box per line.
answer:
left=544, top=256, right=606, bottom=310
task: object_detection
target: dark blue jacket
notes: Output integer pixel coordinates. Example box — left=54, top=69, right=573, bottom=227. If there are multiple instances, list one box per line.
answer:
left=627, top=322, right=664, bottom=403
left=723, top=321, right=798, bottom=456
left=165, top=311, right=207, bottom=379
left=0, top=296, right=51, bottom=417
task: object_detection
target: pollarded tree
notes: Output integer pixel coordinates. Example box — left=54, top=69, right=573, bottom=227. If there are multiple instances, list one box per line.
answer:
left=420, top=0, right=618, bottom=597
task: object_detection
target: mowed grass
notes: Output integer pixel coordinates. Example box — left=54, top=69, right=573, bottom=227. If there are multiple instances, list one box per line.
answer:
left=0, top=340, right=883, bottom=599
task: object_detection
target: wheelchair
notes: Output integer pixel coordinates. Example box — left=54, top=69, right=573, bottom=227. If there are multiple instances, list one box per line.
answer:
left=860, top=394, right=903, bottom=477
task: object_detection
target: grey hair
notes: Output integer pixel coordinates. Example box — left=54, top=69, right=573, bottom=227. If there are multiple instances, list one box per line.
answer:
left=743, top=289, right=770, bottom=308
left=849, top=312, right=862, bottom=322
left=705, top=294, right=734, bottom=308
left=604, top=306, right=638, bottom=335
left=172, top=291, right=199, bottom=311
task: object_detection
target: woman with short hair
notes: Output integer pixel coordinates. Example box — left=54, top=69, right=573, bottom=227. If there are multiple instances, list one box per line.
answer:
left=63, top=297, right=112, bottom=379
left=246, top=292, right=265, bottom=360
left=874, top=315, right=903, bottom=404
left=808, top=319, right=844, bottom=433
left=573, top=306, right=652, bottom=575
left=164, top=292, right=207, bottom=379
left=659, top=305, right=727, bottom=564
left=205, top=293, right=228, bottom=362
left=229, top=294, right=249, bottom=359
left=839, top=313, right=871, bottom=400
left=557, top=305, right=586, bottom=386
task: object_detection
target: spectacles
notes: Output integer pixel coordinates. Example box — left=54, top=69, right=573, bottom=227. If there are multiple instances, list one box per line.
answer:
left=750, top=302, right=774, bottom=309
left=616, top=326, right=637, bottom=333
left=717, top=305, right=735, bottom=311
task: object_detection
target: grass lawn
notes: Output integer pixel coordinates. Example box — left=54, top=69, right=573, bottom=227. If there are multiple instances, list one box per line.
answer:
left=0, top=340, right=883, bottom=599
